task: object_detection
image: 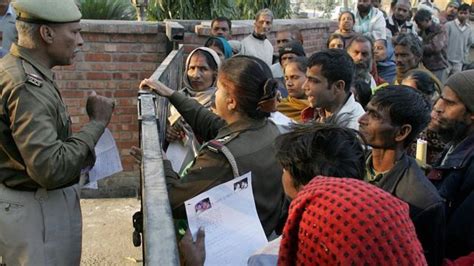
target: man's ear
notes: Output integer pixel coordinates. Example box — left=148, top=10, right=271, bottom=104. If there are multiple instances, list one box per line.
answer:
left=466, top=111, right=474, bottom=125
left=395, top=124, right=412, bottom=143
left=227, top=94, right=237, bottom=111
left=331, top=80, right=346, bottom=94
left=39, top=25, right=55, bottom=44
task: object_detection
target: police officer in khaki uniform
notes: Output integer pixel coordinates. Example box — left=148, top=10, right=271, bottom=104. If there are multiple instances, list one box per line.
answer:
left=0, top=0, right=114, bottom=264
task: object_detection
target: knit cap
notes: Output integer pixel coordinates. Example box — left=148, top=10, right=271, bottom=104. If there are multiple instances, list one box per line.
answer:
left=278, top=176, right=427, bottom=266
left=445, top=70, right=474, bottom=113
left=447, top=1, right=460, bottom=8
left=279, top=41, right=305, bottom=62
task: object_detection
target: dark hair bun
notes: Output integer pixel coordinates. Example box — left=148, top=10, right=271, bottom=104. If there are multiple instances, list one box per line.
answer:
left=261, top=78, right=278, bottom=102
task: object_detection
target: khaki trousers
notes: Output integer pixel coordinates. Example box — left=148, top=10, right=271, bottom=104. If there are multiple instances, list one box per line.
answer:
left=0, top=184, right=82, bottom=266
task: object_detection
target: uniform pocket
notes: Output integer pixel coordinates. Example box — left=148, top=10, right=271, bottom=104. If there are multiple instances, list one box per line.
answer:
left=0, top=199, right=24, bottom=223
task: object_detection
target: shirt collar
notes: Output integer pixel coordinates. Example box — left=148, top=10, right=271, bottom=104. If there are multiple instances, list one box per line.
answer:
left=215, top=117, right=268, bottom=140
left=455, top=18, right=468, bottom=27
left=9, top=43, right=55, bottom=82
left=365, top=153, right=388, bottom=183
left=366, top=152, right=409, bottom=193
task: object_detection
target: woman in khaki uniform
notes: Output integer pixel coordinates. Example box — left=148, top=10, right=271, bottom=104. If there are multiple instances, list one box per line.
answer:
left=139, top=56, right=285, bottom=237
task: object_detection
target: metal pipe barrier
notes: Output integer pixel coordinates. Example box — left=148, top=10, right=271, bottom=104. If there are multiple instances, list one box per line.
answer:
left=134, top=45, right=184, bottom=265
left=137, top=92, right=180, bottom=265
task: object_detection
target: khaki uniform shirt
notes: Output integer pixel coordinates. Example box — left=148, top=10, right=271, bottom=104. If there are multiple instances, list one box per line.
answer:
left=164, top=92, right=285, bottom=236
left=0, top=44, right=105, bottom=190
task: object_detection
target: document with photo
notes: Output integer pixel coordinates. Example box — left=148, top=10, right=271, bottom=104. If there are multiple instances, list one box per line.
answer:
left=185, top=172, right=268, bottom=266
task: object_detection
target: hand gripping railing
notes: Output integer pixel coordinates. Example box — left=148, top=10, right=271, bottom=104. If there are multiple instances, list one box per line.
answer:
left=136, top=91, right=180, bottom=265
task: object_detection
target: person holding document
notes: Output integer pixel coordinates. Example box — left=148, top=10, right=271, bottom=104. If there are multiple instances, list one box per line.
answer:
left=0, top=0, right=115, bottom=264
left=139, top=55, right=285, bottom=237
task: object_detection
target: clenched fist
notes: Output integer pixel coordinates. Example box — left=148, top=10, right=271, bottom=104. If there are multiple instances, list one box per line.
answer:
left=86, top=91, right=115, bottom=127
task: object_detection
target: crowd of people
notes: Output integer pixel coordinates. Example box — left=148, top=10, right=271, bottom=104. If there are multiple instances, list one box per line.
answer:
left=0, top=0, right=473, bottom=265
left=151, top=2, right=474, bottom=265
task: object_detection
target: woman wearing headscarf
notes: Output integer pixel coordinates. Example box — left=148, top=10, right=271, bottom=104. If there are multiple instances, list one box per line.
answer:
left=166, top=47, right=221, bottom=173
left=204, top=36, right=233, bottom=61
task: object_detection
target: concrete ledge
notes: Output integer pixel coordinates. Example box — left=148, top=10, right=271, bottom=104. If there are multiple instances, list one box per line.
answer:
left=80, top=19, right=165, bottom=34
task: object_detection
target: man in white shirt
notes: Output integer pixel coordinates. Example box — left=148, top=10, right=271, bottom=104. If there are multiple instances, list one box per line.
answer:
left=240, top=8, right=274, bottom=67
left=354, top=0, right=387, bottom=41
left=445, top=3, right=472, bottom=76
left=302, top=49, right=365, bottom=130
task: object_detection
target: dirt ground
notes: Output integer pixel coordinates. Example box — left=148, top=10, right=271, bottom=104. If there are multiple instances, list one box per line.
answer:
left=80, top=198, right=143, bottom=265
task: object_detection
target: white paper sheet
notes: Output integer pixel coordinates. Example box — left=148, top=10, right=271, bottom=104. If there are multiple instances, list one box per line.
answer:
left=166, top=142, right=189, bottom=172
left=270, top=111, right=294, bottom=133
left=166, top=126, right=199, bottom=174
left=185, top=172, right=268, bottom=266
left=84, top=128, right=123, bottom=189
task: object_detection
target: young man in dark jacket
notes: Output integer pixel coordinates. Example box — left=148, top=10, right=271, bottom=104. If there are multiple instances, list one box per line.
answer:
left=358, top=85, right=445, bottom=266
left=428, top=70, right=474, bottom=260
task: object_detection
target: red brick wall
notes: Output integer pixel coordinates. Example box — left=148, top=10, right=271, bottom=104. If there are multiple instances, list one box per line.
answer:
left=54, top=20, right=168, bottom=173
left=54, top=19, right=336, bottom=177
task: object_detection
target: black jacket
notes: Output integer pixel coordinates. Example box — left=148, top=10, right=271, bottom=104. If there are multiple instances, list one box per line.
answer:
left=368, top=153, right=446, bottom=266
left=428, top=134, right=474, bottom=259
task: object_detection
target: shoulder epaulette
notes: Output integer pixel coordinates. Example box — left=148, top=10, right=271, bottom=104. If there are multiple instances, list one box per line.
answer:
left=206, top=132, right=240, bottom=178
left=21, top=60, right=43, bottom=87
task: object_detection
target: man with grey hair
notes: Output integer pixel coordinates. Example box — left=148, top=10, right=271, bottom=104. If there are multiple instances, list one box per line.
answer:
left=239, top=8, right=274, bottom=67
left=0, top=0, right=115, bottom=264
left=346, top=35, right=377, bottom=88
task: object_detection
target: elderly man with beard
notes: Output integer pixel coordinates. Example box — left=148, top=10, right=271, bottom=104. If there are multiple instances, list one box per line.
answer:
left=385, top=0, right=417, bottom=37
left=239, top=8, right=274, bottom=67
left=346, top=35, right=383, bottom=88
left=354, top=0, right=386, bottom=41
left=428, top=70, right=474, bottom=260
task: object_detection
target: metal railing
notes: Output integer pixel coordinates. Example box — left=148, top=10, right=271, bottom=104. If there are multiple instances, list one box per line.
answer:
left=136, top=45, right=184, bottom=265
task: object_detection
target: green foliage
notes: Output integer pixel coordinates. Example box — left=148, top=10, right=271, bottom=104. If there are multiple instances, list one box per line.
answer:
left=80, top=0, right=137, bottom=20
left=146, top=0, right=291, bottom=21
left=304, top=0, right=337, bottom=18
left=235, top=0, right=291, bottom=19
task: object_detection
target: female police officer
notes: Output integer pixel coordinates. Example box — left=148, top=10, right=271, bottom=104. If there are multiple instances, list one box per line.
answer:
left=139, top=56, right=285, bottom=237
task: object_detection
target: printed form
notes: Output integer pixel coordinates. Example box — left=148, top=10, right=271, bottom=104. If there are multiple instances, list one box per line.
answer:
left=185, top=172, right=268, bottom=266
